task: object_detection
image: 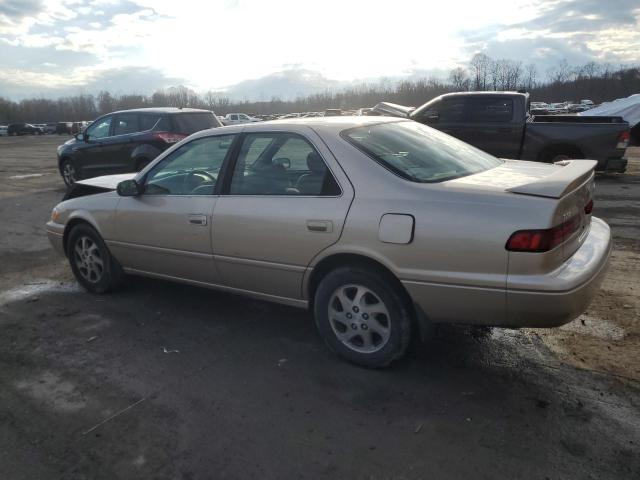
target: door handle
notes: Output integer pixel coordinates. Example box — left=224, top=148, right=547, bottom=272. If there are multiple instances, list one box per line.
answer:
left=307, top=220, right=332, bottom=233
left=188, top=214, right=208, bottom=226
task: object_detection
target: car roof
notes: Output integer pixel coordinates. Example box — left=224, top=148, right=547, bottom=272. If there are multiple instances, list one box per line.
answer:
left=108, top=107, right=213, bottom=115
left=189, top=116, right=405, bottom=140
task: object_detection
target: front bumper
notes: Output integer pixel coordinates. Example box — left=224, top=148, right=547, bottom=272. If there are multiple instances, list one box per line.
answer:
left=46, top=221, right=66, bottom=256
left=506, top=217, right=612, bottom=327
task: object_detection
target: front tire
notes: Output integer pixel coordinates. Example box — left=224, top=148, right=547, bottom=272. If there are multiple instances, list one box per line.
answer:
left=314, top=267, right=412, bottom=368
left=61, top=159, right=78, bottom=187
left=67, top=224, right=123, bottom=293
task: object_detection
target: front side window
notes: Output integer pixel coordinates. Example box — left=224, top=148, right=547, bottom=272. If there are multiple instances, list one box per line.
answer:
left=229, top=133, right=340, bottom=196
left=86, top=116, right=112, bottom=139
left=419, top=99, right=467, bottom=124
left=144, top=135, right=236, bottom=195
left=343, top=121, right=502, bottom=183
left=114, top=113, right=139, bottom=136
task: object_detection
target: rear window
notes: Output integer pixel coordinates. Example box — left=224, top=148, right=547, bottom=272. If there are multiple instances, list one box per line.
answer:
left=343, top=121, right=502, bottom=183
left=172, top=112, right=221, bottom=134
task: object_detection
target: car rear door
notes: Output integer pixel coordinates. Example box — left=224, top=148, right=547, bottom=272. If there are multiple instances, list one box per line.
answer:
left=211, top=127, right=354, bottom=300
left=463, top=97, right=522, bottom=159
left=110, top=133, right=238, bottom=284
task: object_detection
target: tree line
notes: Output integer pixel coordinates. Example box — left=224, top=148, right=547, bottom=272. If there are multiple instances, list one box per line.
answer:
left=1, top=56, right=638, bottom=124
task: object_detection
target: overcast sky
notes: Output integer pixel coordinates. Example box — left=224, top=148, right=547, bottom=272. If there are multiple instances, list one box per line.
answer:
left=1, top=0, right=639, bottom=99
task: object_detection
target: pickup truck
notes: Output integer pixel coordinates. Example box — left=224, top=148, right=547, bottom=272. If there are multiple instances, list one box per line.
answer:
left=372, top=92, right=629, bottom=172
left=222, top=113, right=261, bottom=125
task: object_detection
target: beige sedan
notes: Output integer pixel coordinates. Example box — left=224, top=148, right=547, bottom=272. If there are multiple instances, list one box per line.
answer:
left=47, top=117, right=611, bottom=367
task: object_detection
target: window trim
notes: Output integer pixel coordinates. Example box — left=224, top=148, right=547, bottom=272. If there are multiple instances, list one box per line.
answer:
left=220, top=131, right=343, bottom=198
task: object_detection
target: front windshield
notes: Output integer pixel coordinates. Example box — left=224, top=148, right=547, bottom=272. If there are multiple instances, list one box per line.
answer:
left=343, top=120, right=502, bottom=183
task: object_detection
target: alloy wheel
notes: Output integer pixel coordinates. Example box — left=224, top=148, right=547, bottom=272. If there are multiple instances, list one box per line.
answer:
left=328, top=284, right=391, bottom=354
left=73, top=236, right=104, bottom=283
left=63, top=162, right=76, bottom=186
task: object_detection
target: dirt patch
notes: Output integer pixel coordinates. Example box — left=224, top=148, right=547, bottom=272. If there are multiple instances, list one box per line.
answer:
left=534, top=149, right=640, bottom=383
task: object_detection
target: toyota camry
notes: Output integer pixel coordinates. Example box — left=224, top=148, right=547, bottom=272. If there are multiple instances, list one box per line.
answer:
left=47, top=117, right=611, bottom=367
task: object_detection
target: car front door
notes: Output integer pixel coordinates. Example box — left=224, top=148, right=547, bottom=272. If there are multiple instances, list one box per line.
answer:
left=211, top=129, right=354, bottom=300
left=110, top=134, right=237, bottom=284
left=76, top=115, right=114, bottom=178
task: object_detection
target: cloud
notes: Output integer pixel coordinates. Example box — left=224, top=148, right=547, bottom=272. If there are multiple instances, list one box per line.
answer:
left=459, top=0, right=640, bottom=70
left=0, top=65, right=184, bottom=100
left=0, top=0, right=43, bottom=21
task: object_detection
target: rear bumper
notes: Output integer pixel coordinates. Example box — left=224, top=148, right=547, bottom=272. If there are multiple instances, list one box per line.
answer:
left=596, top=157, right=627, bottom=173
left=506, top=217, right=612, bottom=327
left=46, top=221, right=66, bottom=256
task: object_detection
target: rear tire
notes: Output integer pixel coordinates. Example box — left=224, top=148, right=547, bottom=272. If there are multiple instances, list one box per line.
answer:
left=67, top=224, right=124, bottom=294
left=314, top=267, right=412, bottom=368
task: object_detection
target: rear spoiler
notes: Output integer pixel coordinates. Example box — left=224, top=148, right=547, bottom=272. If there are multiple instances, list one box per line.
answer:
left=371, top=102, right=415, bottom=118
left=507, top=160, right=597, bottom=198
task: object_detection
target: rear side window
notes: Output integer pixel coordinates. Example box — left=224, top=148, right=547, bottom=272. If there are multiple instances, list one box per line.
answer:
left=114, top=113, right=139, bottom=135
left=139, top=115, right=161, bottom=131
left=172, top=112, right=221, bottom=134
left=469, top=98, right=514, bottom=122
left=343, top=121, right=502, bottom=183
left=229, top=133, right=340, bottom=196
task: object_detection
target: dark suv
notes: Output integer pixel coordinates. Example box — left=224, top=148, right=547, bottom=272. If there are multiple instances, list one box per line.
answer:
left=8, top=123, right=44, bottom=135
left=57, top=108, right=222, bottom=187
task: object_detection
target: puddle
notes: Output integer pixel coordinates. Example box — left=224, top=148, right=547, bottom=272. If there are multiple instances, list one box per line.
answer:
left=560, top=314, right=626, bottom=340
left=0, top=280, right=82, bottom=307
left=9, top=173, right=48, bottom=180
left=15, top=371, right=86, bottom=412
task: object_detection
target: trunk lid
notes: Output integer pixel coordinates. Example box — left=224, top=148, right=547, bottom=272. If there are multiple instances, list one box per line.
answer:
left=447, top=159, right=596, bottom=261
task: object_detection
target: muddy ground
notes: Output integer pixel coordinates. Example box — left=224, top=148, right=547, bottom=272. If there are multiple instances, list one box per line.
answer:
left=0, top=135, right=638, bottom=480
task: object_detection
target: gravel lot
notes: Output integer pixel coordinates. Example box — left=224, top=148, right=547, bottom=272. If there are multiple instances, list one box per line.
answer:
left=1, top=135, right=639, bottom=479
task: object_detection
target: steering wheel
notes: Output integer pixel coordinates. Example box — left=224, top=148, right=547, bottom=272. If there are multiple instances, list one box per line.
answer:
left=183, top=170, right=216, bottom=194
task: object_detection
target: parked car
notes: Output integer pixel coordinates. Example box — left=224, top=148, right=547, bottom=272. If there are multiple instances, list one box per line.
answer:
left=324, top=109, right=342, bottom=117
left=56, top=122, right=74, bottom=135
left=0, top=125, right=7, bottom=136
left=46, top=117, right=611, bottom=367
left=581, top=99, right=595, bottom=106
left=568, top=104, right=591, bottom=113
left=56, top=107, right=222, bottom=187
left=44, top=123, right=57, bottom=134
left=7, top=123, right=44, bottom=135
left=373, top=92, right=630, bottom=172
left=222, top=113, right=261, bottom=125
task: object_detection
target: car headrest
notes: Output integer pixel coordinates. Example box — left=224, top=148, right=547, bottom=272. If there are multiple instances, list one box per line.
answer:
left=306, top=151, right=325, bottom=173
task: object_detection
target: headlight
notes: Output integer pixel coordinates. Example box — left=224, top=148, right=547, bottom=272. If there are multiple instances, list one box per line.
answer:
left=51, top=207, right=61, bottom=222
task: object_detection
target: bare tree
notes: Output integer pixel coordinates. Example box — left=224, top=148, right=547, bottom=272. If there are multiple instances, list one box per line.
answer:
left=448, top=67, right=470, bottom=91
left=524, top=64, right=537, bottom=90
left=470, top=53, right=491, bottom=90
left=547, top=59, right=572, bottom=83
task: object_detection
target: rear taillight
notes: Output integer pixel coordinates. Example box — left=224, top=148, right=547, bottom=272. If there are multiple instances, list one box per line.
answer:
left=506, top=216, right=580, bottom=252
left=153, top=132, right=187, bottom=144
left=616, top=130, right=630, bottom=149
left=584, top=199, right=593, bottom=215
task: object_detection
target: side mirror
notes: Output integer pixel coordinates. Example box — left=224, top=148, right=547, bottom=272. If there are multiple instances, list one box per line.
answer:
left=75, top=132, right=85, bottom=141
left=117, top=179, right=142, bottom=197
